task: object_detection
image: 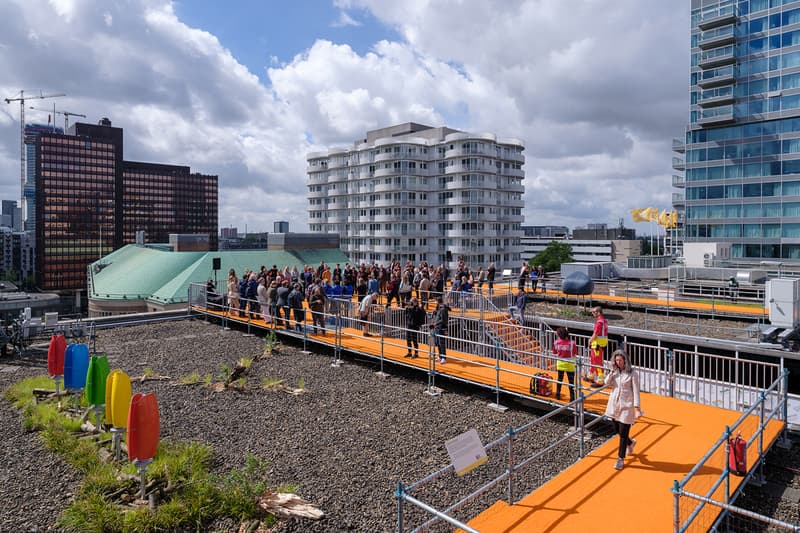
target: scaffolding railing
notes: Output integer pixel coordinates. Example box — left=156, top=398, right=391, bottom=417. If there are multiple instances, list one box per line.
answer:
left=671, top=369, right=792, bottom=533
left=396, top=378, right=606, bottom=533
left=188, top=283, right=784, bottom=415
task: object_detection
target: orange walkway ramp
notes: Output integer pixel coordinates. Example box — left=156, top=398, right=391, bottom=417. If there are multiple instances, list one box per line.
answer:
left=194, top=306, right=601, bottom=409
left=541, top=290, right=767, bottom=317
left=466, top=395, right=785, bottom=533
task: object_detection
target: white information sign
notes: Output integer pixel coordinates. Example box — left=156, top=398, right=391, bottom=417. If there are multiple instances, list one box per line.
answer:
left=445, top=429, right=488, bottom=476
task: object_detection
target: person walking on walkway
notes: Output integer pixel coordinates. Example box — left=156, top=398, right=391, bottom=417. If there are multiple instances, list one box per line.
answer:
left=605, top=350, right=642, bottom=470
left=430, top=298, right=449, bottom=364
left=509, top=288, right=528, bottom=323
left=404, top=298, right=426, bottom=358
left=552, top=326, right=577, bottom=402
left=588, top=306, right=608, bottom=387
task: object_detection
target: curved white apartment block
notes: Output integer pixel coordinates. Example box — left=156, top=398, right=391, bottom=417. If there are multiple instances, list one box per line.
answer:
left=307, top=122, right=525, bottom=270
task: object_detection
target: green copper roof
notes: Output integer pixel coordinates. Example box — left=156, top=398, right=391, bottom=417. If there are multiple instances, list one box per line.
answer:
left=89, top=244, right=351, bottom=305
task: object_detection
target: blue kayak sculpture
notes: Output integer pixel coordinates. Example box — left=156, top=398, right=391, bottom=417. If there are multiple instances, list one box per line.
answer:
left=561, top=272, right=594, bottom=295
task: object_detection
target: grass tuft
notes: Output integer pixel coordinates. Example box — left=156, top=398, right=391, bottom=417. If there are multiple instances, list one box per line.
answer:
left=179, top=372, right=201, bottom=385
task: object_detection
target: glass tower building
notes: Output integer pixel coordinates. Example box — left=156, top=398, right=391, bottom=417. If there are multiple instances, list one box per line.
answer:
left=676, top=0, right=800, bottom=262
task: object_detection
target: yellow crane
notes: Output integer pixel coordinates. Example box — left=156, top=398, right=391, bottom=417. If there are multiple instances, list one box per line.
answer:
left=3, top=90, right=65, bottom=222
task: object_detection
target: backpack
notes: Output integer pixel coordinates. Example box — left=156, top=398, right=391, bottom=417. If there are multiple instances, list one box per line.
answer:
left=529, top=373, right=551, bottom=396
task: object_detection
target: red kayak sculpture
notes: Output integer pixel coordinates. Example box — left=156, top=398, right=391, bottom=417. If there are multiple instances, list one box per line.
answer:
left=127, top=393, right=160, bottom=462
left=47, top=334, right=66, bottom=377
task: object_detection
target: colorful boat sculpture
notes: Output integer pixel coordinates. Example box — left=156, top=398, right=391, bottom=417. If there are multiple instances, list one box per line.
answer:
left=127, top=392, right=160, bottom=462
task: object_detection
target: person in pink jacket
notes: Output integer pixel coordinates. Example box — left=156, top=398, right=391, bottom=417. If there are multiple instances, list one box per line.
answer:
left=605, top=350, right=642, bottom=470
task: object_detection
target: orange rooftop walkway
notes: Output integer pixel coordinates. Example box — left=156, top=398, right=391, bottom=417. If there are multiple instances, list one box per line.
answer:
left=466, top=396, right=784, bottom=533
left=192, top=304, right=785, bottom=532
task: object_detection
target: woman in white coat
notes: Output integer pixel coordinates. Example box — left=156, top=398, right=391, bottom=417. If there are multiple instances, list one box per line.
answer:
left=605, top=350, right=642, bottom=470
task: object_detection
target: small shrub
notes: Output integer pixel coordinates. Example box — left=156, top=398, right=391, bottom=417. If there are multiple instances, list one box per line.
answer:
left=262, top=377, right=282, bottom=390
left=217, top=454, right=270, bottom=519
left=238, top=357, right=253, bottom=369
left=263, top=331, right=281, bottom=355
left=296, top=378, right=306, bottom=390
left=179, top=372, right=201, bottom=385
left=142, top=367, right=155, bottom=377
left=217, top=364, right=232, bottom=382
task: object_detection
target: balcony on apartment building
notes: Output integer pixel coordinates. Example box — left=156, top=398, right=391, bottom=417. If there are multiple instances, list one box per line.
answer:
left=697, top=24, right=735, bottom=50
left=697, top=104, right=735, bottom=126
left=697, top=5, right=737, bottom=31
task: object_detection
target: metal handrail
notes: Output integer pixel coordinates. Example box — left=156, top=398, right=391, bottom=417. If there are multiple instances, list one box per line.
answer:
left=671, top=369, right=790, bottom=533
left=397, top=383, right=608, bottom=532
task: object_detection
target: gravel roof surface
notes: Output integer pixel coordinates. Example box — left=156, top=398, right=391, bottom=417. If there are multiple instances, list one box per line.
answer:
left=0, top=318, right=607, bottom=532
left=0, top=315, right=797, bottom=531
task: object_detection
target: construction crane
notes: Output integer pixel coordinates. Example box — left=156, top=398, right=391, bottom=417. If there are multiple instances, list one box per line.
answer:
left=3, top=90, right=66, bottom=224
left=29, top=106, right=86, bottom=132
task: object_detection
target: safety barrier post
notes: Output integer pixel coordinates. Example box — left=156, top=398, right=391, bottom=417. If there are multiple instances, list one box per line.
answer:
left=779, top=369, right=792, bottom=448
left=479, top=297, right=486, bottom=358
left=377, top=313, right=388, bottom=377
left=488, top=347, right=506, bottom=411
left=667, top=349, right=674, bottom=398
left=301, top=316, right=309, bottom=354
left=244, top=298, right=253, bottom=336
left=756, top=390, right=767, bottom=486
left=693, top=348, right=700, bottom=402
left=332, top=308, right=342, bottom=368
left=395, top=482, right=405, bottom=533
left=506, top=425, right=516, bottom=505
left=723, top=425, right=732, bottom=504
left=425, top=336, right=439, bottom=397
left=672, top=480, right=681, bottom=533
left=577, top=357, right=586, bottom=457
left=223, top=302, right=230, bottom=330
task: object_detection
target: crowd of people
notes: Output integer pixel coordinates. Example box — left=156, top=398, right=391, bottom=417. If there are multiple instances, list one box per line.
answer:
left=207, top=263, right=642, bottom=470
left=205, top=259, right=504, bottom=344
left=206, top=259, right=504, bottom=324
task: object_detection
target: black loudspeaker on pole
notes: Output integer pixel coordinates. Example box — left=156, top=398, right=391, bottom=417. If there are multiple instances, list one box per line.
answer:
left=212, top=257, right=221, bottom=289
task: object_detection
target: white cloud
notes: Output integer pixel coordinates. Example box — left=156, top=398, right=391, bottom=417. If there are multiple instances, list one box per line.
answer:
left=331, top=10, right=361, bottom=28
left=0, top=0, right=689, bottom=237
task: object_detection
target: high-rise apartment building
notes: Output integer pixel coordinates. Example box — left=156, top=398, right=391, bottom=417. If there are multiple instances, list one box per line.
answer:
left=34, top=119, right=218, bottom=291
left=307, top=123, right=524, bottom=269
left=676, top=0, right=800, bottom=262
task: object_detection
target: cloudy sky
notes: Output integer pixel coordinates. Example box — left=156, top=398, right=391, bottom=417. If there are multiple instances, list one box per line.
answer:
left=0, top=0, right=689, bottom=235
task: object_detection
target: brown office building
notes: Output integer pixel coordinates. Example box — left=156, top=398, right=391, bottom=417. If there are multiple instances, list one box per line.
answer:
left=35, top=119, right=218, bottom=292
left=122, top=162, right=218, bottom=249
